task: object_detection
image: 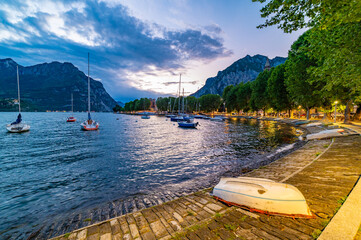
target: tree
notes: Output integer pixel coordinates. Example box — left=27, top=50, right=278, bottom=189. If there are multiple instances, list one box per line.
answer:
left=237, top=82, right=252, bottom=113
left=185, top=96, right=197, bottom=113
left=156, top=97, right=169, bottom=112
left=250, top=70, right=271, bottom=115
left=113, top=104, right=123, bottom=112
left=199, top=94, right=222, bottom=113
left=267, top=64, right=291, bottom=114
left=254, top=0, right=361, bottom=122
left=284, top=32, right=324, bottom=119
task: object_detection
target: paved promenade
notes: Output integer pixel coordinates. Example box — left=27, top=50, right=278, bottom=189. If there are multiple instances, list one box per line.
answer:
left=51, top=122, right=361, bottom=240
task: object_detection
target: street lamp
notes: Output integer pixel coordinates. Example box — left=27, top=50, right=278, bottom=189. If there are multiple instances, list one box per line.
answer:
left=334, top=101, right=338, bottom=123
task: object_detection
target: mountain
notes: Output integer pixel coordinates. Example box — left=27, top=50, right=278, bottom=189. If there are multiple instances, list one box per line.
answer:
left=0, top=58, right=117, bottom=112
left=191, top=54, right=287, bottom=97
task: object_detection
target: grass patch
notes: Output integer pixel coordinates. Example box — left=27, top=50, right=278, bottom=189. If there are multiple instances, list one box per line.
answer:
left=323, top=144, right=329, bottom=148
left=187, top=210, right=195, bottom=216
left=321, top=219, right=330, bottom=228
left=334, top=196, right=347, bottom=213
left=64, top=233, right=71, bottom=238
left=311, top=229, right=322, bottom=239
left=224, top=224, right=237, bottom=231
left=240, top=215, right=247, bottom=221
left=215, top=212, right=223, bottom=218
left=259, top=166, right=267, bottom=169
left=315, top=152, right=322, bottom=157
left=83, top=218, right=92, bottom=222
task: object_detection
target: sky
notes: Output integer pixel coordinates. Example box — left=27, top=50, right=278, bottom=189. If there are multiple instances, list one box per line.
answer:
left=0, top=0, right=304, bottom=102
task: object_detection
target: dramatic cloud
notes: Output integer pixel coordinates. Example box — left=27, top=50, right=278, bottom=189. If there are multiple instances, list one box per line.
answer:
left=0, top=0, right=231, bottom=101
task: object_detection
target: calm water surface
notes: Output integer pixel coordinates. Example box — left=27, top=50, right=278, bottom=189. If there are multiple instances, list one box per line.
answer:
left=0, top=112, right=301, bottom=239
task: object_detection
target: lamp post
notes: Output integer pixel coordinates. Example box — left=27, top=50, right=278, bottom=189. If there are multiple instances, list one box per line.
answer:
left=334, top=101, right=338, bottom=123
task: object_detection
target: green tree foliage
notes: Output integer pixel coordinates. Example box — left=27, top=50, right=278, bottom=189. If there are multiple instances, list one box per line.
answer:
left=156, top=97, right=169, bottom=112
left=185, top=96, right=197, bottom=113
left=123, top=98, right=151, bottom=111
left=250, top=70, right=271, bottom=113
left=199, top=94, right=221, bottom=112
left=225, top=85, right=240, bottom=112
left=284, top=32, right=325, bottom=119
left=112, top=104, right=123, bottom=112
left=237, top=82, right=252, bottom=112
left=267, top=64, right=291, bottom=112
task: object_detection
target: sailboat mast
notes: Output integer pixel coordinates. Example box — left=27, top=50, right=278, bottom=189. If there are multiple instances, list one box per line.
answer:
left=17, top=65, right=21, bottom=113
left=71, top=93, right=74, bottom=114
left=88, top=53, right=90, bottom=113
left=178, top=74, right=181, bottom=114
left=182, top=88, right=185, bottom=114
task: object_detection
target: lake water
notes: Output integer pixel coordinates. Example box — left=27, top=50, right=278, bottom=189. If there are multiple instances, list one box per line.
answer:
left=0, top=112, right=302, bottom=239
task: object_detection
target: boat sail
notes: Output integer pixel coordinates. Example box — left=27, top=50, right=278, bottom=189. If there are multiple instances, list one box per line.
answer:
left=67, top=93, right=76, bottom=122
left=6, top=66, right=30, bottom=133
left=80, top=53, right=99, bottom=131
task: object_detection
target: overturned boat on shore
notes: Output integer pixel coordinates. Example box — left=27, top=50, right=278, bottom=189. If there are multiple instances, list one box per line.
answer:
left=212, top=177, right=314, bottom=218
left=306, top=128, right=345, bottom=140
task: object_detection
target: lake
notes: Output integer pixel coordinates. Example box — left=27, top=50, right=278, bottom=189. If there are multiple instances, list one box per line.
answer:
left=0, top=112, right=302, bottom=239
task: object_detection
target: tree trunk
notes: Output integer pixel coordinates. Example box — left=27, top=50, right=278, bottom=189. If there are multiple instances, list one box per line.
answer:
left=306, top=108, right=310, bottom=120
left=344, top=100, right=351, bottom=123
left=288, top=109, right=291, bottom=118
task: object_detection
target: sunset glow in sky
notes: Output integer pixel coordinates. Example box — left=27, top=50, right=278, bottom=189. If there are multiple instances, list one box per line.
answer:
left=0, top=0, right=304, bottom=102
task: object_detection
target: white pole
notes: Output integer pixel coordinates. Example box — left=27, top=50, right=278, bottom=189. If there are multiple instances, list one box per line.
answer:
left=71, top=93, right=74, bottom=115
left=17, top=65, right=21, bottom=113
left=178, top=74, right=181, bottom=114
left=88, top=53, right=90, bottom=113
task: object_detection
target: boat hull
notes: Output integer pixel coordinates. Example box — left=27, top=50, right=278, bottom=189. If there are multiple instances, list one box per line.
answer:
left=213, top=177, right=314, bottom=218
left=306, top=129, right=344, bottom=140
left=178, top=122, right=198, bottom=128
left=141, top=115, right=150, bottom=119
left=81, top=121, right=99, bottom=131
left=67, top=117, right=76, bottom=122
left=6, top=123, right=30, bottom=133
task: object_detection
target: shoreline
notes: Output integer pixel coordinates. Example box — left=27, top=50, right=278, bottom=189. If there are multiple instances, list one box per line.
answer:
left=43, top=118, right=314, bottom=239
left=21, top=117, right=304, bottom=239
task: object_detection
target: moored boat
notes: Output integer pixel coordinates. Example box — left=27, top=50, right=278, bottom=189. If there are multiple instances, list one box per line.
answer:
left=305, top=122, right=322, bottom=127
left=6, top=66, right=30, bottom=133
left=212, top=177, right=314, bottom=218
left=178, top=121, right=198, bottom=128
left=141, top=114, right=150, bottom=119
left=306, top=128, right=345, bottom=140
left=81, top=53, right=99, bottom=131
left=210, top=116, right=224, bottom=121
left=67, top=93, right=76, bottom=122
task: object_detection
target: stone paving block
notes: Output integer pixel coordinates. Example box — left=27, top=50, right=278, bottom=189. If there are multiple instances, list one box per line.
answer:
left=109, top=219, right=121, bottom=235
left=111, top=233, right=122, bottom=240
left=87, top=233, right=99, bottom=240
left=141, top=230, right=156, bottom=240
left=214, top=228, right=236, bottom=240
left=150, top=220, right=168, bottom=238
left=126, top=215, right=135, bottom=225
left=99, top=222, right=111, bottom=234
left=168, top=220, right=182, bottom=232
left=87, top=225, right=100, bottom=236
left=133, top=212, right=149, bottom=232
left=77, top=229, right=87, bottom=240
left=128, top=224, right=140, bottom=239
left=186, top=231, right=201, bottom=240
left=203, top=206, right=215, bottom=215
left=142, top=209, right=159, bottom=223
left=68, top=232, right=77, bottom=240
left=122, top=233, right=131, bottom=240
left=100, top=233, right=112, bottom=240
left=119, top=221, right=130, bottom=235
left=193, top=227, right=218, bottom=240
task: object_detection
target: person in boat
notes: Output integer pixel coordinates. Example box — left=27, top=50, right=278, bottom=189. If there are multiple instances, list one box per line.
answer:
left=87, top=112, right=93, bottom=125
left=11, top=113, right=22, bottom=125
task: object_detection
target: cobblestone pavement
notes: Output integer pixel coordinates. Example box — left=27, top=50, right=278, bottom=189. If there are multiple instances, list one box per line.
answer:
left=51, top=127, right=361, bottom=240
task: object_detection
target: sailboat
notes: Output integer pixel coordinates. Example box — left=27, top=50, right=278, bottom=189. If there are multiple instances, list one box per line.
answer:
left=6, top=66, right=30, bottom=133
left=80, top=53, right=99, bottom=131
left=67, top=93, right=76, bottom=122
left=170, top=74, right=185, bottom=122
left=178, top=88, right=198, bottom=128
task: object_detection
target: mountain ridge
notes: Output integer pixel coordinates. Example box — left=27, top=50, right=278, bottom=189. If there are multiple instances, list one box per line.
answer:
left=0, top=58, right=117, bottom=112
left=191, top=54, right=287, bottom=97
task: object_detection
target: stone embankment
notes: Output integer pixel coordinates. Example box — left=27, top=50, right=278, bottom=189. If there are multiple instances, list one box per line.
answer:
left=51, top=119, right=361, bottom=240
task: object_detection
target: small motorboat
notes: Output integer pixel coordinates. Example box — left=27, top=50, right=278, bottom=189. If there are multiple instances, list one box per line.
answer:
left=294, top=120, right=310, bottom=125
left=213, top=177, right=314, bottom=218
left=67, top=116, right=76, bottom=122
left=194, top=115, right=204, bottom=119
left=306, top=128, right=345, bottom=140
left=141, top=115, right=150, bottom=119
left=305, top=122, right=322, bottom=127
left=166, top=114, right=176, bottom=118
left=171, top=116, right=184, bottom=122
left=178, top=119, right=198, bottom=128
left=203, top=116, right=211, bottom=120
left=210, top=116, right=225, bottom=121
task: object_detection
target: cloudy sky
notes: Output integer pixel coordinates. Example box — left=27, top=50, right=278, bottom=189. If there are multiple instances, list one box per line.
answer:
left=0, top=0, right=303, bottom=102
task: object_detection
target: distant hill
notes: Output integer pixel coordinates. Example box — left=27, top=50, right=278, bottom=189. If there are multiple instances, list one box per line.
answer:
left=0, top=58, right=117, bottom=112
left=191, top=54, right=286, bottom=97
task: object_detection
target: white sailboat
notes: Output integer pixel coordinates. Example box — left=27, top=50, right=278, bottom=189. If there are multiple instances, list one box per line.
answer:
left=80, top=53, right=99, bottom=131
left=67, top=93, right=76, bottom=122
left=6, top=66, right=30, bottom=133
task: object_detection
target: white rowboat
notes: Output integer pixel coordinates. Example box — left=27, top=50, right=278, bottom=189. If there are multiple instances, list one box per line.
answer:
left=306, top=128, right=345, bottom=140
left=212, top=177, right=314, bottom=218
